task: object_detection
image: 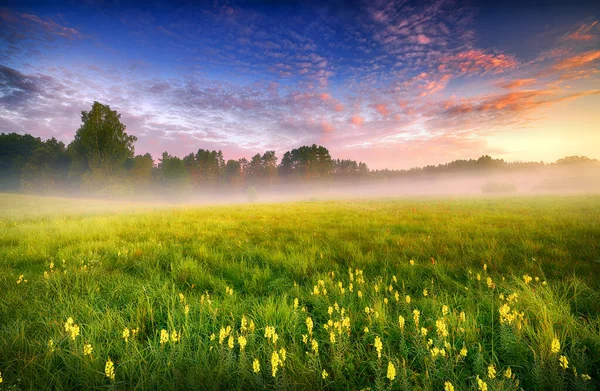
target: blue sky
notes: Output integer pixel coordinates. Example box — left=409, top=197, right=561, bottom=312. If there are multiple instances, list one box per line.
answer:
left=1, top=0, right=599, bottom=169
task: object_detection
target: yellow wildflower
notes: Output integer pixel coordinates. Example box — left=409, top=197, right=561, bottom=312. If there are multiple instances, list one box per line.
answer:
left=477, top=376, right=488, bottom=391
left=83, top=343, right=93, bottom=356
left=460, top=347, right=467, bottom=357
left=0, top=371, right=2, bottom=383
left=238, top=335, right=247, bottom=350
left=374, top=336, right=383, bottom=359
left=219, top=326, right=232, bottom=344
left=105, top=357, right=115, bottom=380
left=559, top=355, right=568, bottom=369
left=413, top=309, right=420, bottom=328
left=387, top=362, right=396, bottom=381
left=483, top=264, right=487, bottom=271
left=306, top=317, right=314, bottom=335
left=398, top=316, right=405, bottom=331
left=423, top=289, right=428, bottom=297
left=253, top=358, right=260, bottom=373
left=123, top=327, right=130, bottom=343
left=523, top=274, right=532, bottom=284
left=293, top=298, right=299, bottom=309
left=486, top=277, right=495, bottom=289
left=488, top=365, right=496, bottom=379
left=364, top=327, right=369, bottom=333
left=459, top=311, right=466, bottom=322
left=329, top=331, right=336, bottom=344
left=69, top=324, right=80, bottom=340
left=311, top=338, right=319, bottom=355
left=436, top=319, right=448, bottom=338
left=421, top=327, right=428, bottom=337
left=228, top=335, right=234, bottom=349
left=405, top=295, right=411, bottom=304
left=160, top=329, right=169, bottom=345
left=442, top=305, right=449, bottom=316
left=444, top=381, right=455, bottom=391
left=48, top=339, right=55, bottom=352
left=271, top=351, right=281, bottom=377
left=171, top=330, right=179, bottom=343
left=410, top=260, right=415, bottom=265
left=581, top=374, right=591, bottom=381
left=184, top=305, right=189, bottom=315
left=505, top=367, right=512, bottom=378
left=551, top=338, right=560, bottom=354
left=322, top=369, right=329, bottom=379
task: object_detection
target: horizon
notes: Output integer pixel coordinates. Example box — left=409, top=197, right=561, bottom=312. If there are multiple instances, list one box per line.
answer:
left=1, top=0, right=599, bottom=170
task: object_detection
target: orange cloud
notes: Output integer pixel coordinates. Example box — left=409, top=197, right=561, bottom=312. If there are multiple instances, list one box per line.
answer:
left=350, top=115, right=364, bottom=126
left=553, top=50, right=600, bottom=70
left=334, top=103, right=344, bottom=112
left=499, top=78, right=537, bottom=89
left=319, top=92, right=331, bottom=101
left=444, top=89, right=600, bottom=116
left=374, top=104, right=389, bottom=116
left=442, top=50, right=517, bottom=75
left=565, top=21, right=598, bottom=41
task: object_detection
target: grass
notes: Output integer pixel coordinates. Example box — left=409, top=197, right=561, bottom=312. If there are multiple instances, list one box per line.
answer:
left=0, top=193, right=599, bottom=390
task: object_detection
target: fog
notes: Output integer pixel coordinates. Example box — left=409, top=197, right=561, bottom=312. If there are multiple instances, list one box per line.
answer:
left=13, top=164, right=598, bottom=209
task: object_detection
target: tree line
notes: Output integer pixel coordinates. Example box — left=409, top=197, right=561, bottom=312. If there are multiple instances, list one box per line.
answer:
left=1, top=101, right=598, bottom=195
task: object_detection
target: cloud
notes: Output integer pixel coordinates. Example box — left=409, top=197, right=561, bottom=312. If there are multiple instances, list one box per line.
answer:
left=552, top=50, right=600, bottom=70
left=374, top=103, right=389, bottom=116
left=499, top=78, right=537, bottom=89
left=350, top=115, right=364, bottom=126
left=564, top=21, right=598, bottom=41
left=416, top=34, right=431, bottom=45
left=20, top=13, right=81, bottom=39
left=441, top=50, right=517, bottom=75
left=321, top=121, right=334, bottom=133
left=442, top=89, right=600, bottom=119
left=0, top=9, right=82, bottom=42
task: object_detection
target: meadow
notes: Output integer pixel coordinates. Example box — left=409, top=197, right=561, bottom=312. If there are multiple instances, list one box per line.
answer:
left=0, top=193, right=599, bottom=390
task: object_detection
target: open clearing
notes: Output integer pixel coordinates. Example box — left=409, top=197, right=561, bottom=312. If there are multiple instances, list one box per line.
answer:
left=0, top=194, right=599, bottom=390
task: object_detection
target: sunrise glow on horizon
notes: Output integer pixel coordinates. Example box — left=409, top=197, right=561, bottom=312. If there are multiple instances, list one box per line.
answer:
left=1, top=0, right=599, bottom=169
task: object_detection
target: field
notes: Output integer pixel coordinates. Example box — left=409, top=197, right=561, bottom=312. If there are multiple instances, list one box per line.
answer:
left=1, top=194, right=599, bottom=390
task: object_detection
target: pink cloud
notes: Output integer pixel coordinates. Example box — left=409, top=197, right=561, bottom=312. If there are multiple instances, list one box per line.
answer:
left=416, top=34, right=431, bottom=44
left=334, top=103, right=344, bottom=112
left=350, top=115, right=364, bottom=126
left=319, top=92, right=331, bottom=101
left=374, top=104, right=389, bottom=116
left=321, top=121, right=334, bottom=133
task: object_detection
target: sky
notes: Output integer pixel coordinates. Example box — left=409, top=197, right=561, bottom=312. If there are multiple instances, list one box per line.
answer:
left=1, top=0, right=599, bottom=169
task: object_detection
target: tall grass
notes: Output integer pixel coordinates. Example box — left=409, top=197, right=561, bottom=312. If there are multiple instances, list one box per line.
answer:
left=0, top=194, right=599, bottom=390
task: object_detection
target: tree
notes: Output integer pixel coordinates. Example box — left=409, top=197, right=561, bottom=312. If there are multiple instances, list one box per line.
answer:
left=225, top=159, right=243, bottom=187
left=261, top=150, right=279, bottom=185
left=157, top=152, right=189, bottom=187
left=126, top=153, right=154, bottom=190
left=20, top=137, right=71, bottom=192
left=68, top=102, right=137, bottom=185
left=279, top=144, right=332, bottom=180
left=0, top=133, right=44, bottom=190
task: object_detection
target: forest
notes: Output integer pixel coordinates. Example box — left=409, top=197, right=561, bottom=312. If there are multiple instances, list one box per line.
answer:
left=1, top=102, right=598, bottom=196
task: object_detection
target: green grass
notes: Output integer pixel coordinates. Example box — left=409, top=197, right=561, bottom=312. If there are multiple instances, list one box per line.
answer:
left=0, top=193, right=599, bottom=390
